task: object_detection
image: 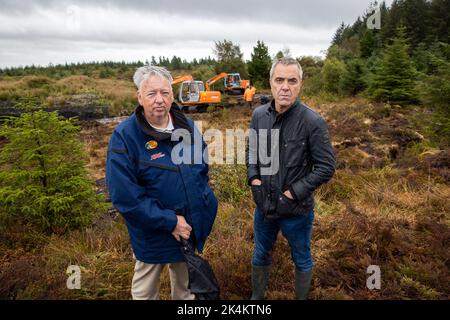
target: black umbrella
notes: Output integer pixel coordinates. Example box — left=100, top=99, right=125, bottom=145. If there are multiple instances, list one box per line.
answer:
left=180, top=238, right=220, bottom=300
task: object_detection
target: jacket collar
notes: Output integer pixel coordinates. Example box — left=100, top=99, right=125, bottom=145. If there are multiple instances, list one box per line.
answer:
left=267, top=98, right=301, bottom=118
left=135, top=103, right=193, bottom=141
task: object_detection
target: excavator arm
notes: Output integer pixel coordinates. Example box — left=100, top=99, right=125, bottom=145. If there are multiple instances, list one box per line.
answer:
left=205, top=72, right=227, bottom=91
left=172, top=75, right=194, bottom=85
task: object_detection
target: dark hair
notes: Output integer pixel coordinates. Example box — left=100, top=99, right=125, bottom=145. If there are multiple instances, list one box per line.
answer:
left=270, top=57, right=303, bottom=80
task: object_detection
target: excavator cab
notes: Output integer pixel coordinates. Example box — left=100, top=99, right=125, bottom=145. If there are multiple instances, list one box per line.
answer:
left=179, top=81, right=205, bottom=103
left=172, top=75, right=221, bottom=112
left=224, top=73, right=242, bottom=89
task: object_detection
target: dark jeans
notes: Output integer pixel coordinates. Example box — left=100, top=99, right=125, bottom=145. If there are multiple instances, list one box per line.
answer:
left=252, top=207, right=314, bottom=272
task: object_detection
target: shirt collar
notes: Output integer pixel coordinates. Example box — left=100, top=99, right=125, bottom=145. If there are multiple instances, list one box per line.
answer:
left=147, top=113, right=174, bottom=133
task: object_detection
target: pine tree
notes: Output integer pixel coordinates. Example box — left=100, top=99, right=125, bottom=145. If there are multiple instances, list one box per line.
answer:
left=400, top=0, right=431, bottom=48
left=0, top=103, right=106, bottom=234
left=332, top=22, right=348, bottom=46
left=360, top=29, right=376, bottom=58
left=429, top=0, right=450, bottom=43
left=170, top=56, right=182, bottom=70
left=247, top=41, right=272, bottom=88
left=368, top=27, right=418, bottom=104
left=340, top=59, right=368, bottom=95
left=425, top=59, right=450, bottom=111
left=418, top=44, right=450, bottom=143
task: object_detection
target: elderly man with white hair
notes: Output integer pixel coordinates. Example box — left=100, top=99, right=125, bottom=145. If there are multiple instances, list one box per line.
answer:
left=106, top=65, right=218, bottom=300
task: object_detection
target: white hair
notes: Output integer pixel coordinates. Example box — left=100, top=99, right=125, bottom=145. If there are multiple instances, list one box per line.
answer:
left=133, top=65, right=173, bottom=90
left=270, top=57, right=303, bottom=80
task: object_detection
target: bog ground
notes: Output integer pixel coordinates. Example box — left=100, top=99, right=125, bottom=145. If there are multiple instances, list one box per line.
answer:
left=1, top=96, right=448, bottom=300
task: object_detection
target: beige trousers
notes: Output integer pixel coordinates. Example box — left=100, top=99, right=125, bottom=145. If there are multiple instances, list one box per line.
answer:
left=131, top=260, right=195, bottom=300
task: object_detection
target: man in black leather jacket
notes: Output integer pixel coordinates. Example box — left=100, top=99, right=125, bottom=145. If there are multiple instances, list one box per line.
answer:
left=246, top=57, right=335, bottom=300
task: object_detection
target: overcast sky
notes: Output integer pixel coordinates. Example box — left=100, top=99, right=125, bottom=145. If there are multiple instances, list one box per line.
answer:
left=0, top=0, right=393, bottom=68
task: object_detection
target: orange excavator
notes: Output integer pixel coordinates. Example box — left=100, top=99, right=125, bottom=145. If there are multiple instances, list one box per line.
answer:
left=206, top=72, right=250, bottom=95
left=171, top=75, right=222, bottom=112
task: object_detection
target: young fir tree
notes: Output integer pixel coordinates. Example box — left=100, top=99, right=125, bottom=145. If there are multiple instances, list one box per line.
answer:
left=247, top=40, right=272, bottom=88
left=0, top=103, right=106, bottom=234
left=360, top=29, right=376, bottom=58
left=418, top=46, right=450, bottom=144
left=339, top=59, right=368, bottom=96
left=368, top=27, right=418, bottom=104
left=420, top=43, right=450, bottom=112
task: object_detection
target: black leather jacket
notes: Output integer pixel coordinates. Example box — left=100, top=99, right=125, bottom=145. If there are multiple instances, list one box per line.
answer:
left=246, top=99, right=335, bottom=219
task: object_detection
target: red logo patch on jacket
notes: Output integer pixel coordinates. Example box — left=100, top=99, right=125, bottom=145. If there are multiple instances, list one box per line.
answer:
left=150, top=152, right=165, bottom=161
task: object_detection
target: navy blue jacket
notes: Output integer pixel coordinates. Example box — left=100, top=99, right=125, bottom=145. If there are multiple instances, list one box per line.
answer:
left=106, top=104, right=218, bottom=264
